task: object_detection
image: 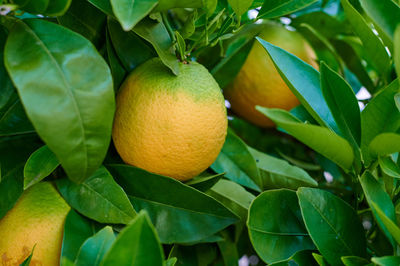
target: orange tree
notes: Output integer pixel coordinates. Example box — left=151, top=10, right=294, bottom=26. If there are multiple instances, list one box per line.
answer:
left=1, top=0, right=400, bottom=265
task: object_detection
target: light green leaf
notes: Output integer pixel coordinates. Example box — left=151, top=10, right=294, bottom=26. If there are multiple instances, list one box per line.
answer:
left=101, top=211, right=164, bottom=266
left=379, top=157, right=400, bottom=179
left=369, top=133, right=400, bottom=158
left=248, top=146, right=317, bottom=189
left=4, top=19, right=115, bottom=183
left=45, top=0, right=72, bottom=16
left=258, top=0, right=318, bottom=19
left=23, top=145, right=59, bottom=189
left=257, top=107, right=354, bottom=170
left=370, top=201, right=400, bottom=245
left=57, top=166, right=136, bottom=224
left=228, top=0, right=254, bottom=17
left=372, top=256, right=400, bottom=266
left=111, top=0, right=158, bottom=31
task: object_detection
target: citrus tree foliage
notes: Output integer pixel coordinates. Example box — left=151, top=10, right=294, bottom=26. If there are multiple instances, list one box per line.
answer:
left=1, top=0, right=400, bottom=265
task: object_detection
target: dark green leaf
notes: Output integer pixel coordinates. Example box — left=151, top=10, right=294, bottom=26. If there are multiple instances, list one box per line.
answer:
left=101, top=211, right=164, bottom=266
left=57, top=0, right=107, bottom=46
left=20, top=0, right=49, bottom=14
left=133, top=18, right=179, bottom=75
left=155, top=0, right=203, bottom=11
left=0, top=26, right=15, bottom=112
left=269, top=250, right=317, bottom=266
left=0, top=167, right=23, bottom=219
left=360, top=171, right=396, bottom=246
left=371, top=256, right=400, bottom=266
left=75, top=226, right=115, bottom=266
left=256, top=37, right=338, bottom=132
left=361, top=80, right=400, bottom=165
left=249, top=146, right=317, bottom=189
left=57, top=166, right=136, bottom=224
left=341, top=0, right=391, bottom=76
left=217, top=231, right=239, bottom=266
left=61, top=209, right=98, bottom=262
left=23, top=145, right=59, bottom=189
left=211, top=129, right=262, bottom=191
left=111, top=0, right=157, bottom=31
left=369, top=133, right=400, bottom=158
left=395, top=27, right=400, bottom=79
left=185, top=172, right=224, bottom=192
left=360, top=0, right=400, bottom=41
left=106, top=29, right=126, bottom=90
left=379, top=157, right=400, bottom=179
left=258, top=0, right=318, bottom=19
left=248, top=189, right=315, bottom=264
left=297, top=188, right=366, bottom=265
left=320, top=62, right=361, bottom=146
left=5, top=19, right=115, bottom=183
left=108, top=164, right=239, bottom=244
left=87, top=0, right=113, bottom=15
left=108, top=17, right=155, bottom=72
left=0, top=98, right=35, bottom=137
left=257, top=107, right=354, bottom=170
left=169, top=244, right=218, bottom=266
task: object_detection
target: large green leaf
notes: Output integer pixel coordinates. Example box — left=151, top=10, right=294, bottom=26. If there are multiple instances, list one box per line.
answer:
left=341, top=0, right=391, bottom=76
left=19, top=0, right=50, bottom=14
left=361, top=80, right=400, bottom=164
left=111, top=0, right=157, bottom=31
left=108, top=164, right=239, bottom=244
left=297, top=188, right=367, bottom=266
left=258, top=0, right=318, bottom=19
left=256, top=37, right=338, bottom=132
left=372, top=256, right=400, bottom=266
left=133, top=18, right=179, bottom=75
left=44, top=0, right=72, bottom=16
left=61, top=209, right=98, bottom=262
left=75, top=226, right=115, bottom=266
left=320, top=62, right=361, bottom=147
left=101, top=211, right=164, bottom=266
left=248, top=146, right=317, bottom=189
left=370, top=202, right=400, bottom=245
left=57, top=166, right=136, bottom=224
left=360, top=0, right=400, bottom=41
left=211, top=129, right=262, bottom=191
left=248, top=189, right=315, bottom=264
left=107, top=18, right=155, bottom=72
left=57, top=0, right=107, bottom=46
left=257, top=107, right=354, bottom=170
left=360, top=171, right=396, bottom=246
left=4, top=19, right=115, bottom=183
left=23, top=145, right=59, bottom=189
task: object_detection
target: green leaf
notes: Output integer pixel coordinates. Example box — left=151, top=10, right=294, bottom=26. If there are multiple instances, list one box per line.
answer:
left=269, top=250, right=316, bottom=266
left=107, top=164, right=239, bottom=244
left=372, top=256, right=400, bottom=266
left=258, top=0, right=318, bottom=19
left=185, top=172, right=224, bottom=192
left=379, top=157, right=400, bottom=179
left=61, top=209, right=98, bottom=262
left=320, top=62, right=361, bottom=147
left=101, top=211, right=164, bottom=266
left=217, top=231, right=239, bottom=266
left=87, top=0, right=113, bottom=15
left=44, top=0, right=72, bottom=16
left=105, top=29, right=126, bottom=91
left=256, top=37, right=338, bottom=132
left=297, top=188, right=367, bottom=265
left=133, top=18, right=179, bottom=75
left=369, top=133, right=400, bottom=158
left=211, top=129, right=262, bottom=191
left=75, top=226, right=116, bottom=266
left=23, top=145, right=59, bottom=189
left=107, top=18, right=155, bottom=72
left=155, top=0, right=204, bottom=11
left=57, top=166, right=136, bottom=224
left=359, top=171, right=396, bottom=246
left=0, top=98, right=35, bottom=137
left=360, top=0, right=400, bottom=41
left=248, top=146, right=317, bottom=189
left=341, top=0, right=391, bottom=76
left=4, top=19, right=115, bottom=184
left=361, top=80, right=400, bottom=164
left=341, top=256, right=371, bottom=266
left=20, top=0, right=49, bottom=14
left=228, top=0, right=254, bottom=17
left=0, top=27, right=17, bottom=112
left=370, top=201, right=400, bottom=245
left=248, top=189, right=315, bottom=264
left=19, top=245, right=35, bottom=266
left=111, top=0, right=158, bottom=31
left=207, top=179, right=255, bottom=240
left=257, top=107, right=354, bottom=170
left=57, top=0, right=107, bottom=46
left=169, top=244, right=218, bottom=266
left=313, top=253, right=329, bottom=266
left=0, top=166, right=23, bottom=219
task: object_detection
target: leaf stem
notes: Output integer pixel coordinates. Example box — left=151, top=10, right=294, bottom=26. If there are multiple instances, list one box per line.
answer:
left=162, top=11, right=176, bottom=43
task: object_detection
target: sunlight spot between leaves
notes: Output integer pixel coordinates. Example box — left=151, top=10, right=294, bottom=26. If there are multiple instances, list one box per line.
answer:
left=323, top=171, right=334, bottom=183
left=356, top=87, right=371, bottom=100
